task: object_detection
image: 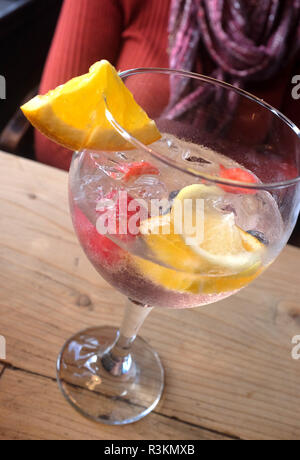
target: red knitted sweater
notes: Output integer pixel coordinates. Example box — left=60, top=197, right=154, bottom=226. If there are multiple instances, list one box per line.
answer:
left=36, top=0, right=300, bottom=171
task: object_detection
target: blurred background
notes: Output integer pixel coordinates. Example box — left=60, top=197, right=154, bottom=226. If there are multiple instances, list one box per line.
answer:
left=0, top=0, right=62, bottom=157
left=0, top=0, right=299, bottom=245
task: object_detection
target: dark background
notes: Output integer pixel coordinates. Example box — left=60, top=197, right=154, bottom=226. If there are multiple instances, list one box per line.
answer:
left=0, top=0, right=299, bottom=246
left=0, top=0, right=62, bottom=156
left=0, top=0, right=62, bottom=130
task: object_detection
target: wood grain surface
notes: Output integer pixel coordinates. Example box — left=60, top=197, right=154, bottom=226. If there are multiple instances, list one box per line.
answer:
left=0, top=151, right=300, bottom=440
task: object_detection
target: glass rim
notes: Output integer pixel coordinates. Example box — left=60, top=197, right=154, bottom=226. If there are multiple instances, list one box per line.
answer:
left=117, top=67, right=300, bottom=191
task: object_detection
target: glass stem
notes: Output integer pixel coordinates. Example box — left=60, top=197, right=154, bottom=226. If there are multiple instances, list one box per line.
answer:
left=101, top=299, right=153, bottom=378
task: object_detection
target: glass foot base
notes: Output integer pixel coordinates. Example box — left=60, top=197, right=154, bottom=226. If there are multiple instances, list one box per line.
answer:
left=56, top=326, right=164, bottom=425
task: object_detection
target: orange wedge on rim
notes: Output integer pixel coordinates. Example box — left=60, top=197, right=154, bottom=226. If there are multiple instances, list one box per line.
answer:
left=21, top=60, right=161, bottom=151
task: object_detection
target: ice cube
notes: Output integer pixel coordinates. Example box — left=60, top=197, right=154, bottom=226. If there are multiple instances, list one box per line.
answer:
left=128, top=175, right=169, bottom=201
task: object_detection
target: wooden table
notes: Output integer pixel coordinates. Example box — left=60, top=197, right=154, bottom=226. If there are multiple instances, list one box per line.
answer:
left=0, top=151, right=300, bottom=441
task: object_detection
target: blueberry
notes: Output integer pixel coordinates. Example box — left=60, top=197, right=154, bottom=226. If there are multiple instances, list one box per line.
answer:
left=247, top=230, right=269, bottom=246
left=185, top=156, right=211, bottom=165
left=169, top=190, right=180, bottom=202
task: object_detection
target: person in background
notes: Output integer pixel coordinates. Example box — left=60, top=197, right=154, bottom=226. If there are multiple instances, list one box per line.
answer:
left=35, top=0, right=300, bottom=171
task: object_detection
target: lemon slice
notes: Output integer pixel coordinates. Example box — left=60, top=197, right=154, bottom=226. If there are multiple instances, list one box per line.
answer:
left=134, top=184, right=265, bottom=295
left=21, top=60, right=161, bottom=151
left=172, top=184, right=263, bottom=272
left=175, top=184, right=224, bottom=202
left=134, top=255, right=263, bottom=295
left=140, top=214, right=206, bottom=273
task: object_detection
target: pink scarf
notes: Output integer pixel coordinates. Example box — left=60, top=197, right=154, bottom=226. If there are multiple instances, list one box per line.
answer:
left=167, top=0, right=300, bottom=119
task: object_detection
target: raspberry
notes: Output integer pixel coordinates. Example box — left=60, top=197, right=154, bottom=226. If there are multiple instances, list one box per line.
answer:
left=111, top=161, right=159, bottom=182
left=73, top=190, right=147, bottom=266
left=219, top=165, right=258, bottom=194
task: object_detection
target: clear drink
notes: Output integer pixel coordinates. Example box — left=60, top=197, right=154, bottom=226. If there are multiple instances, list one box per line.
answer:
left=70, top=134, right=283, bottom=309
